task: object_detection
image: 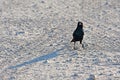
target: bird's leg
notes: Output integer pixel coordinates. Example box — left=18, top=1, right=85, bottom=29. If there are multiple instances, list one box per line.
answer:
left=82, top=43, right=84, bottom=49
left=80, top=41, right=84, bottom=49
left=80, top=40, right=82, bottom=44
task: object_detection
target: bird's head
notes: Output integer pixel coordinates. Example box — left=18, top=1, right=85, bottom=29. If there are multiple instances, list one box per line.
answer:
left=77, top=22, right=83, bottom=28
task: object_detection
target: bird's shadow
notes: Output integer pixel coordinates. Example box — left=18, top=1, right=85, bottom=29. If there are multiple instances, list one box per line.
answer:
left=8, top=47, right=64, bottom=69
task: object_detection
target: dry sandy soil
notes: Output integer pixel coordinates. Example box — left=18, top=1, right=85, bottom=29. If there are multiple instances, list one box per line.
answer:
left=0, top=0, right=120, bottom=80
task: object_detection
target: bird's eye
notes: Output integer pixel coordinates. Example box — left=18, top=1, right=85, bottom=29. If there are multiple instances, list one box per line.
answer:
left=79, top=23, right=81, bottom=25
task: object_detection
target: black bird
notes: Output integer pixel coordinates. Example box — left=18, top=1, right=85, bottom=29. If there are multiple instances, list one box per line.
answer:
left=71, top=21, right=84, bottom=49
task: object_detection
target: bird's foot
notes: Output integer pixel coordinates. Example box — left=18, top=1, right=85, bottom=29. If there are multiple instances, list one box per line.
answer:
left=82, top=43, right=88, bottom=49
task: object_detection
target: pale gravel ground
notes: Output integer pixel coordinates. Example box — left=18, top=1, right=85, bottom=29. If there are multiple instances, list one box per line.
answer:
left=0, top=0, right=120, bottom=80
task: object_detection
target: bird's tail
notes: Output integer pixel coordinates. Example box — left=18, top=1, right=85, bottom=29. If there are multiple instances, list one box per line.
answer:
left=71, top=39, right=74, bottom=42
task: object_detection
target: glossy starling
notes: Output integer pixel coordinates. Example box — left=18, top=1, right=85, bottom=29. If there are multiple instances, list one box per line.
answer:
left=71, top=21, right=84, bottom=49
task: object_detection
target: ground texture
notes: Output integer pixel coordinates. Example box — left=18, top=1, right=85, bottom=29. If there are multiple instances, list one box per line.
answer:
left=0, top=0, right=120, bottom=80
